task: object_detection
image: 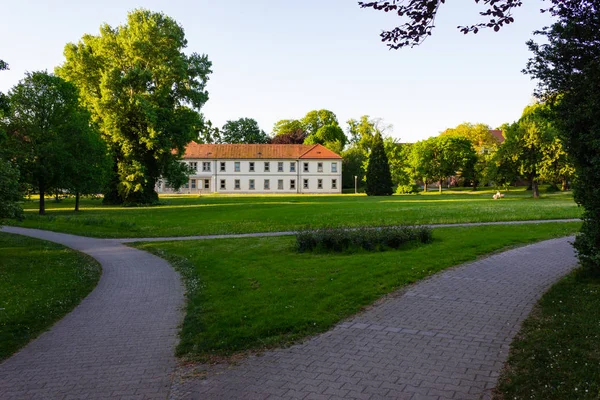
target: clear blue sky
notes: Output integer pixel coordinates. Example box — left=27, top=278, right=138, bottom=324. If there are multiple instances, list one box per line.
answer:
left=0, top=0, right=554, bottom=142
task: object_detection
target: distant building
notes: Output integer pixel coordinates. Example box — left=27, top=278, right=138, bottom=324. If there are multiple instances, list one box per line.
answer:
left=158, top=143, right=342, bottom=194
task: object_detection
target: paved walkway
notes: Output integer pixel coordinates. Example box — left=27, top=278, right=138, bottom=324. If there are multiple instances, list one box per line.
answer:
left=0, top=226, right=185, bottom=400
left=172, top=236, right=578, bottom=400
left=115, top=218, right=580, bottom=243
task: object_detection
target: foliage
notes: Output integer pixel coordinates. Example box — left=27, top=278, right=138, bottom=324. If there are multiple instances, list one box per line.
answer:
left=304, top=124, right=346, bottom=154
left=56, top=9, right=212, bottom=205
left=396, top=184, right=420, bottom=194
left=132, top=223, right=580, bottom=359
left=220, top=117, right=269, bottom=144
left=198, top=120, right=221, bottom=144
left=495, top=269, right=600, bottom=399
left=0, top=232, right=101, bottom=361
left=270, top=128, right=307, bottom=144
left=440, top=122, right=499, bottom=154
left=0, top=59, right=7, bottom=70
left=4, top=71, right=97, bottom=214
left=0, top=160, right=23, bottom=220
left=341, top=145, right=367, bottom=189
left=272, top=119, right=304, bottom=136
left=301, top=109, right=339, bottom=137
left=365, top=132, right=394, bottom=196
left=296, top=225, right=432, bottom=253
left=358, top=0, right=523, bottom=49
left=525, top=1, right=600, bottom=272
left=409, top=136, right=477, bottom=193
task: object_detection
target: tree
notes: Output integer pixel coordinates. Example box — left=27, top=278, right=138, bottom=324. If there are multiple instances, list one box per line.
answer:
left=539, top=136, right=574, bottom=191
left=272, top=119, right=304, bottom=136
left=270, top=129, right=307, bottom=144
left=304, top=124, right=347, bottom=154
left=56, top=9, right=212, bottom=205
left=221, top=118, right=269, bottom=144
left=0, top=60, right=7, bottom=70
left=301, top=109, right=339, bottom=137
left=359, top=0, right=523, bottom=49
left=0, top=159, right=23, bottom=220
left=440, top=123, right=500, bottom=153
left=409, top=136, right=476, bottom=194
left=525, top=1, right=600, bottom=271
left=341, top=145, right=367, bottom=189
left=365, top=132, right=394, bottom=196
left=4, top=72, right=93, bottom=214
left=198, top=120, right=222, bottom=144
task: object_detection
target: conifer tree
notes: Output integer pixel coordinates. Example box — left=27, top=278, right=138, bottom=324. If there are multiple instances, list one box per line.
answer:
left=365, top=132, right=393, bottom=196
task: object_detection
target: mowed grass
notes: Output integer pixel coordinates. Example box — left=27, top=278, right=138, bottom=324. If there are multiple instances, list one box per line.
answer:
left=0, top=233, right=101, bottom=361
left=9, top=187, right=580, bottom=238
left=131, top=222, right=581, bottom=361
left=495, top=269, right=600, bottom=400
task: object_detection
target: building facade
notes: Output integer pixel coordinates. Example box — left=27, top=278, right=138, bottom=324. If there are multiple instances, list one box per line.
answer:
left=158, top=143, right=343, bottom=194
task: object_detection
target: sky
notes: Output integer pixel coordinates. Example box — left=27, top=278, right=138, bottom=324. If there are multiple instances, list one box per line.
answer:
left=0, top=0, right=555, bottom=143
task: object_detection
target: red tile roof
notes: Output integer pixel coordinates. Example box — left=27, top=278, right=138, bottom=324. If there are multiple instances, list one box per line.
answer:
left=183, top=143, right=342, bottom=160
left=489, top=129, right=505, bottom=144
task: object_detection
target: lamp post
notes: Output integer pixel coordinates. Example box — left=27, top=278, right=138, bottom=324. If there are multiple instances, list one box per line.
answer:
left=354, top=175, right=358, bottom=194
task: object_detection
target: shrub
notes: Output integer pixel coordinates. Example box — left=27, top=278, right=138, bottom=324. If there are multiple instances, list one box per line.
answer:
left=396, top=184, right=420, bottom=194
left=296, top=225, right=432, bottom=253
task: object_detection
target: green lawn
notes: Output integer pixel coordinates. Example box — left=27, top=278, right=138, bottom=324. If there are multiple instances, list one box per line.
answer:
left=495, top=269, right=600, bottom=400
left=8, top=187, right=580, bottom=238
left=131, top=222, right=581, bottom=361
left=0, top=233, right=102, bottom=361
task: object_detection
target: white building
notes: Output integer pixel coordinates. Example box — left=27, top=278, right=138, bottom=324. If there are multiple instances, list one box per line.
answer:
left=158, top=143, right=343, bottom=194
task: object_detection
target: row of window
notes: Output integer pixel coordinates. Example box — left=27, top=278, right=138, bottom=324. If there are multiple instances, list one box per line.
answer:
left=221, top=178, right=338, bottom=191
left=188, top=161, right=338, bottom=173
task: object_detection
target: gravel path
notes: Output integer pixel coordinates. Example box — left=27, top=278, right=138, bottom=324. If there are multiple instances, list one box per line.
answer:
left=172, top=236, right=578, bottom=400
left=0, top=226, right=185, bottom=400
left=115, top=218, right=580, bottom=243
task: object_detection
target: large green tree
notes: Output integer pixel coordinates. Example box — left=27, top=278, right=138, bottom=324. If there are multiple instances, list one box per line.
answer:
left=304, top=124, right=347, bottom=154
left=4, top=72, right=96, bottom=214
left=301, top=109, right=339, bottom=137
left=365, top=132, right=393, bottom=196
left=409, top=136, right=476, bottom=194
left=56, top=9, right=212, bottom=205
left=525, top=1, right=600, bottom=271
left=221, top=118, right=269, bottom=144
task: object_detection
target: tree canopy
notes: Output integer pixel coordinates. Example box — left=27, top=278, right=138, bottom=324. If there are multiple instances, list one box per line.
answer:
left=56, top=9, right=212, bottom=205
left=220, top=118, right=269, bottom=144
left=365, top=132, right=394, bottom=196
left=301, top=109, right=339, bottom=137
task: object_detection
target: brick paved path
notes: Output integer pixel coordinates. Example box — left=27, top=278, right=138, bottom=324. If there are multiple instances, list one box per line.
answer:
left=173, top=236, right=577, bottom=400
left=0, top=226, right=185, bottom=400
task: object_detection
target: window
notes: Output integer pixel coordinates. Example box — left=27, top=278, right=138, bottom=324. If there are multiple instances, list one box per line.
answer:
left=278, top=179, right=283, bottom=190
left=317, top=162, right=323, bottom=172
left=249, top=162, right=255, bottom=172
left=290, top=179, right=296, bottom=190
left=191, top=179, right=196, bottom=189
left=264, top=179, right=270, bottom=190
left=303, top=179, right=309, bottom=189
left=235, top=162, right=240, bottom=172
left=278, top=162, right=284, bottom=172
left=303, top=162, right=309, bottom=172
left=189, top=162, right=198, bottom=171
left=264, top=162, right=270, bottom=172
left=332, top=179, right=338, bottom=189
left=220, top=180, right=226, bottom=190
left=202, top=162, right=211, bottom=172
left=235, top=179, right=241, bottom=190
left=204, top=180, right=210, bottom=189
left=184, top=182, right=189, bottom=189
left=318, top=179, right=323, bottom=189
left=249, top=179, right=255, bottom=190
left=220, top=162, right=226, bottom=172
left=331, top=162, right=338, bottom=173
left=290, top=162, right=296, bottom=172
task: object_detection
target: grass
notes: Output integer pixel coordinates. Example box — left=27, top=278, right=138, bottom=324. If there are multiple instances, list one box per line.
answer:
left=0, top=232, right=101, bottom=361
left=494, top=269, right=600, bottom=400
left=8, top=187, right=580, bottom=238
left=131, top=222, right=581, bottom=361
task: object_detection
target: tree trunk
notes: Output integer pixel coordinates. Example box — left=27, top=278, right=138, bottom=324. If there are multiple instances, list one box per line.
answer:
left=532, top=180, right=540, bottom=199
left=75, top=192, right=80, bottom=212
left=423, top=178, right=427, bottom=192
left=39, top=182, right=46, bottom=215
left=439, top=180, right=442, bottom=194
left=561, top=177, right=568, bottom=191
left=55, top=190, right=60, bottom=202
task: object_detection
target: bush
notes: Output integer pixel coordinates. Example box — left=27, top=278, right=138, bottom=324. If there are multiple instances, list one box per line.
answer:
left=396, top=184, right=420, bottom=194
left=296, top=225, right=432, bottom=253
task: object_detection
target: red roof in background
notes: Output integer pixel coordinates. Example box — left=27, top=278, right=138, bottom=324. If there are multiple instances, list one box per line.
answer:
left=489, top=129, right=505, bottom=144
left=183, top=143, right=342, bottom=160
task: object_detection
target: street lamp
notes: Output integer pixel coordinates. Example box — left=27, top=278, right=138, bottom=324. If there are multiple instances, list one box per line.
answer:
left=354, top=175, right=358, bottom=194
